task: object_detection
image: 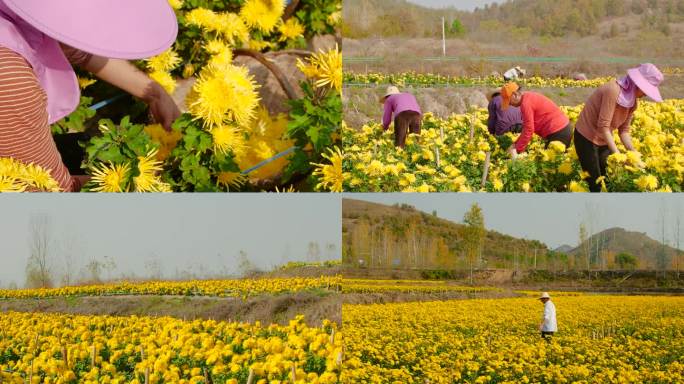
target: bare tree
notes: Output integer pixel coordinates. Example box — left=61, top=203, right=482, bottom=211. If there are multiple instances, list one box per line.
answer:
left=82, top=258, right=104, bottom=284
left=59, top=233, right=82, bottom=287
left=236, top=250, right=258, bottom=277
left=25, top=214, right=54, bottom=288
left=144, top=256, right=163, bottom=280
left=325, top=243, right=337, bottom=261
left=307, top=241, right=321, bottom=262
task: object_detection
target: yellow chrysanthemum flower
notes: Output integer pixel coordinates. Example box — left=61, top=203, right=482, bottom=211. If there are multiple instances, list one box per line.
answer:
left=211, top=125, right=246, bottom=156
left=239, top=0, right=286, bottom=33
left=133, top=150, right=169, bottom=192
left=0, top=158, right=61, bottom=192
left=90, top=162, right=131, bottom=192
left=187, top=65, right=260, bottom=127
left=146, top=48, right=181, bottom=73
left=77, top=77, right=97, bottom=89
left=167, top=0, right=183, bottom=10
left=149, top=70, right=177, bottom=94
left=278, top=18, right=304, bottom=42
left=216, top=171, right=247, bottom=190
left=635, top=174, right=659, bottom=191
left=312, top=147, right=344, bottom=192
left=297, top=45, right=342, bottom=91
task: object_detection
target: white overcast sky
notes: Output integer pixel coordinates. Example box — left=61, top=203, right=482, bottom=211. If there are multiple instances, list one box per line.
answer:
left=349, top=194, right=683, bottom=250
left=0, top=195, right=340, bottom=288
left=406, top=0, right=507, bottom=10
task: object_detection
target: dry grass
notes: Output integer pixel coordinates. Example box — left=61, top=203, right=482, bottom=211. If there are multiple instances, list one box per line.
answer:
left=0, top=291, right=341, bottom=327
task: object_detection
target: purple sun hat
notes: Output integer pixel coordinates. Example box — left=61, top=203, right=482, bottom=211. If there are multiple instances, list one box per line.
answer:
left=628, top=63, right=664, bottom=102
left=2, top=0, right=178, bottom=59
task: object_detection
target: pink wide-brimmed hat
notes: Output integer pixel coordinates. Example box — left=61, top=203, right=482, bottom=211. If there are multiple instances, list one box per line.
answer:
left=628, top=63, right=664, bottom=102
left=2, top=0, right=178, bottom=59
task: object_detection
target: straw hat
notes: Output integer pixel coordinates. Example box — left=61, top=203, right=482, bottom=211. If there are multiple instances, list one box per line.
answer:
left=539, top=292, right=551, bottom=300
left=380, top=85, right=401, bottom=102
left=2, top=0, right=178, bottom=59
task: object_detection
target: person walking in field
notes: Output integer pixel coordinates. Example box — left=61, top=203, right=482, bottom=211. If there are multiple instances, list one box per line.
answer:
left=487, top=91, right=523, bottom=136
left=500, top=83, right=572, bottom=159
left=503, top=66, right=526, bottom=82
left=381, top=86, right=423, bottom=148
left=0, top=0, right=181, bottom=191
left=574, top=63, right=664, bottom=192
left=539, top=292, right=557, bottom=341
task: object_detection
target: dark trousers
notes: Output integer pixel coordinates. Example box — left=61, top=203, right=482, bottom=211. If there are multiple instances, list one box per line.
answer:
left=574, top=129, right=611, bottom=192
left=544, top=123, right=572, bottom=148
left=541, top=331, right=555, bottom=342
left=394, top=111, right=421, bottom=148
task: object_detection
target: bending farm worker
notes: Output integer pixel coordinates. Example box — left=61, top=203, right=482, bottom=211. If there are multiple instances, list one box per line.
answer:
left=380, top=86, right=423, bottom=148
left=487, top=91, right=523, bottom=136
left=500, top=83, right=572, bottom=159
left=0, top=0, right=180, bottom=191
left=538, top=292, right=557, bottom=341
left=574, top=63, right=664, bottom=192
left=503, top=66, right=526, bottom=81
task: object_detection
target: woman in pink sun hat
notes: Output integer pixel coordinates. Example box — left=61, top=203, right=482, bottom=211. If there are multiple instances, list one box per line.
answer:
left=574, top=63, right=664, bottom=192
left=0, top=0, right=181, bottom=191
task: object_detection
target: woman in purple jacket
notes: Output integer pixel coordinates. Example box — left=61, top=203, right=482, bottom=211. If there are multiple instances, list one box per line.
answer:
left=487, top=91, right=523, bottom=136
left=380, top=86, right=423, bottom=148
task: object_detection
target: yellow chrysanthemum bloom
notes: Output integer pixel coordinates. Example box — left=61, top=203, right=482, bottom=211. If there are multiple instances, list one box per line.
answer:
left=185, top=8, right=221, bottom=31
left=144, top=124, right=182, bottom=161
left=219, top=13, right=250, bottom=45
left=635, top=174, right=659, bottom=191
left=313, top=49, right=343, bottom=91
left=211, top=125, right=246, bottom=156
left=146, top=48, right=181, bottom=73
left=0, top=158, right=61, bottom=192
left=216, top=171, right=247, bottom=190
left=77, top=77, right=97, bottom=89
left=187, top=65, right=260, bottom=127
left=236, top=106, right=294, bottom=181
left=312, top=147, right=344, bottom=192
left=133, top=150, right=169, bottom=192
left=278, top=18, right=304, bottom=42
left=167, top=0, right=183, bottom=10
left=239, top=0, right=286, bottom=33
left=149, top=70, right=177, bottom=94
left=90, top=162, right=131, bottom=192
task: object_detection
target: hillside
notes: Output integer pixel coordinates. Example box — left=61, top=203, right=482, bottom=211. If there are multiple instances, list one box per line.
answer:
left=342, top=199, right=683, bottom=272
left=343, top=0, right=684, bottom=75
left=567, top=227, right=682, bottom=270
left=342, top=198, right=548, bottom=270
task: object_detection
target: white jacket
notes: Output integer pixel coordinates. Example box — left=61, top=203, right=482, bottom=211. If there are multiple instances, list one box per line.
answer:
left=541, top=300, right=557, bottom=332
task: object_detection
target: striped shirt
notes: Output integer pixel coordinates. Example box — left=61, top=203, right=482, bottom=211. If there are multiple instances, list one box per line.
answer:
left=0, top=45, right=85, bottom=192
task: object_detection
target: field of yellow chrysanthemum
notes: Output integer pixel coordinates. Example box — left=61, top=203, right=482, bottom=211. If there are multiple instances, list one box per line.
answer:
left=343, top=71, right=613, bottom=89
left=0, top=276, right=342, bottom=300
left=337, top=99, right=684, bottom=192
left=0, top=312, right=341, bottom=384
left=342, top=295, right=684, bottom=383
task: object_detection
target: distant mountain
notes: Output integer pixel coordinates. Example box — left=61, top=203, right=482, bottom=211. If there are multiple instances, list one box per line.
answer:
left=554, top=245, right=575, bottom=254
left=567, top=227, right=682, bottom=270
left=342, top=198, right=547, bottom=269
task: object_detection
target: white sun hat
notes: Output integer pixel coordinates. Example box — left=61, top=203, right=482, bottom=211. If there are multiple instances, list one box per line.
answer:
left=539, top=292, right=551, bottom=299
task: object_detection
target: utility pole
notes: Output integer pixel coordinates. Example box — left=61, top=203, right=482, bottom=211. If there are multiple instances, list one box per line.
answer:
left=442, top=17, right=446, bottom=57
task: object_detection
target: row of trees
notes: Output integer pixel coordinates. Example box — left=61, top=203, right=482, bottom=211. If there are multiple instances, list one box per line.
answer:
left=344, top=0, right=684, bottom=39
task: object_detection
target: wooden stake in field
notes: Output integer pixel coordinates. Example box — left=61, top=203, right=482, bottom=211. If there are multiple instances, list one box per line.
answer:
left=246, top=369, right=254, bottom=384
left=61, top=346, right=68, bottom=369
left=330, top=328, right=336, bottom=344
left=291, top=363, right=297, bottom=382
left=435, top=145, right=441, bottom=168
left=480, top=152, right=491, bottom=188
left=91, top=345, right=96, bottom=369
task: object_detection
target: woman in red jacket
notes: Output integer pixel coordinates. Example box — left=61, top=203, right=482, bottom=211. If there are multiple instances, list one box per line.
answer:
left=500, top=83, right=572, bottom=159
